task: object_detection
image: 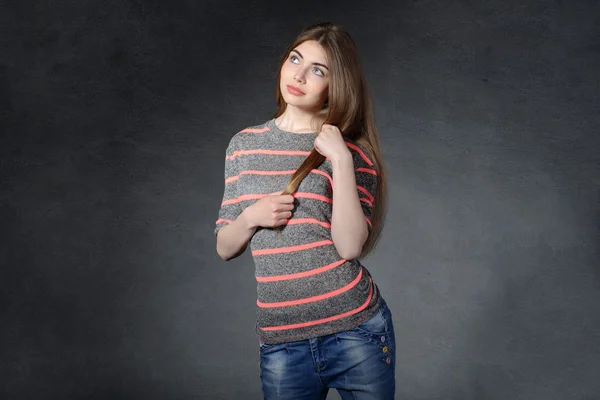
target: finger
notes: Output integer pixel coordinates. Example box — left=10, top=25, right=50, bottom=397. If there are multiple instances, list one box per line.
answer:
left=275, top=207, right=294, bottom=216
left=279, top=211, right=292, bottom=219
left=276, top=194, right=294, bottom=203
left=272, top=204, right=293, bottom=214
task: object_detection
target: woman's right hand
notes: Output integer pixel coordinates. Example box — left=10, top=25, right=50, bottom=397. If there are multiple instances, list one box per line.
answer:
left=242, top=191, right=295, bottom=229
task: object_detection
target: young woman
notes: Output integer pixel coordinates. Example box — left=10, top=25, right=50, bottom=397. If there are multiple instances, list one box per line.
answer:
left=214, top=22, right=394, bottom=400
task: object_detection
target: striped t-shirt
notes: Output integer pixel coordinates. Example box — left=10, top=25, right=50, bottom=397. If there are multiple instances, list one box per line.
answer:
left=214, top=118, right=383, bottom=344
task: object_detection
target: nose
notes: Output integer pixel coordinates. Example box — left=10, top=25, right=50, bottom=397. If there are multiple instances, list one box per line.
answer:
left=294, top=69, right=307, bottom=84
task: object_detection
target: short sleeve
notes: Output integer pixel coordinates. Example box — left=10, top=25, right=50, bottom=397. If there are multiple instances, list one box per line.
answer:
left=214, top=137, right=242, bottom=236
left=348, top=142, right=378, bottom=232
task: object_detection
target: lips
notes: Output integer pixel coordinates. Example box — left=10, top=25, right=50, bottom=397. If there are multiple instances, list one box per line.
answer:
left=286, top=85, right=305, bottom=96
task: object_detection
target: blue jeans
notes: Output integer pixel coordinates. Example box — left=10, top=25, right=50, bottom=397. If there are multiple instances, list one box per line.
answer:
left=258, top=300, right=396, bottom=399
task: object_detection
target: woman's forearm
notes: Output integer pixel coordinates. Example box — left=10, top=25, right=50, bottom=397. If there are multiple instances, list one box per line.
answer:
left=330, top=154, right=369, bottom=260
left=216, top=209, right=257, bottom=261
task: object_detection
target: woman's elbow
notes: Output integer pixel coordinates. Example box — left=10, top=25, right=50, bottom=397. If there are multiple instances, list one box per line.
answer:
left=333, top=232, right=367, bottom=260
left=216, top=242, right=246, bottom=261
left=216, top=247, right=230, bottom=261
left=335, top=244, right=362, bottom=260
left=216, top=241, right=234, bottom=261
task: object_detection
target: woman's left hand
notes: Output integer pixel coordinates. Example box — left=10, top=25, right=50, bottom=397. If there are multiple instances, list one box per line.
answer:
left=314, top=124, right=351, bottom=161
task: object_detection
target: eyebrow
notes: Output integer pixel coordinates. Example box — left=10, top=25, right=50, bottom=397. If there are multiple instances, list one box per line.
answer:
left=291, top=49, right=329, bottom=71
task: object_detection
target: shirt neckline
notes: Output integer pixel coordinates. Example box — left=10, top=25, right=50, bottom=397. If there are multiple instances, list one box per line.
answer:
left=269, top=118, right=317, bottom=135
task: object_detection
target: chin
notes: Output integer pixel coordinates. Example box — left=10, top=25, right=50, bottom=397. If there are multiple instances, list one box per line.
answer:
left=282, top=93, right=317, bottom=110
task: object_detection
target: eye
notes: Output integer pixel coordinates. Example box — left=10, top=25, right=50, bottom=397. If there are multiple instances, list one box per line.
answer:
left=290, top=55, right=299, bottom=63
left=313, top=67, right=324, bottom=77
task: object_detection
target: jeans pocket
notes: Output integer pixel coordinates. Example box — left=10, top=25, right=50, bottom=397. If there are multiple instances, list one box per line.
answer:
left=259, top=340, right=286, bottom=354
left=338, top=302, right=394, bottom=345
left=356, top=307, right=388, bottom=335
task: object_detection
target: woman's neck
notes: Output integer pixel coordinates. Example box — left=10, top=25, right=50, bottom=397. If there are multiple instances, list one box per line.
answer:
left=275, top=106, right=323, bottom=133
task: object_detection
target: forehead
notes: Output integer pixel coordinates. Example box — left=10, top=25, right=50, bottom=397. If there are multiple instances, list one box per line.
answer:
left=293, top=40, right=328, bottom=64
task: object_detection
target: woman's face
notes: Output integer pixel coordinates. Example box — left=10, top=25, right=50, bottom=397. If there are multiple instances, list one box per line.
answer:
left=279, top=40, right=330, bottom=111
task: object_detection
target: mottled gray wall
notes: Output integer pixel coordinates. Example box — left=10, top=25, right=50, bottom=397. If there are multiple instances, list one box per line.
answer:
left=2, top=0, right=599, bottom=399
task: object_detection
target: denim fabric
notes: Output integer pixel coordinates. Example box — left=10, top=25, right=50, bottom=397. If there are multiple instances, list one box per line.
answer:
left=258, top=300, right=396, bottom=399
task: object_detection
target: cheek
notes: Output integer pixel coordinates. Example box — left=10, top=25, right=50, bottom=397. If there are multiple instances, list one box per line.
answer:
left=314, top=81, right=328, bottom=99
left=280, top=63, right=296, bottom=79
left=305, top=76, right=325, bottom=91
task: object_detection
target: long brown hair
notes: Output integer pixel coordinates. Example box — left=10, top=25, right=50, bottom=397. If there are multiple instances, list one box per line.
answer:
left=274, top=22, right=387, bottom=258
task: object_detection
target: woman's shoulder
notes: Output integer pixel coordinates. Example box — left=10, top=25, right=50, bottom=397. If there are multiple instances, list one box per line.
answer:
left=235, top=120, right=272, bottom=136
left=226, top=120, right=272, bottom=149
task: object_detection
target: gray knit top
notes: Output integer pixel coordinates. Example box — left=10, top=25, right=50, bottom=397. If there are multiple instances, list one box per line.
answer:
left=214, top=118, right=382, bottom=344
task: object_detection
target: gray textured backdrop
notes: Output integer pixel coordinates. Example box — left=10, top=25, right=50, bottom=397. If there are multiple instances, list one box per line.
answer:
left=2, top=0, right=599, bottom=399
